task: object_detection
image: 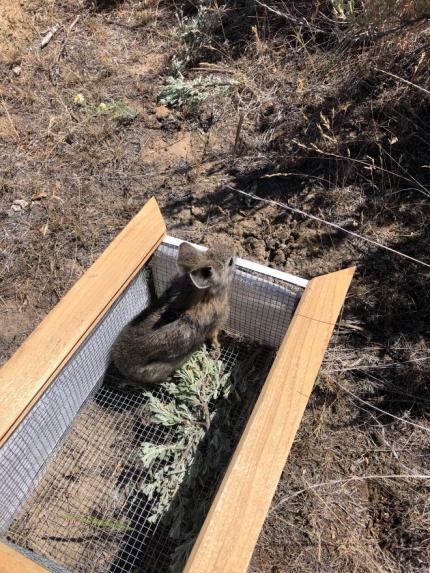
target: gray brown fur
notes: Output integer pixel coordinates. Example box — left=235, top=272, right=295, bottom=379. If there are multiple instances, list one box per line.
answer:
left=110, top=242, right=235, bottom=388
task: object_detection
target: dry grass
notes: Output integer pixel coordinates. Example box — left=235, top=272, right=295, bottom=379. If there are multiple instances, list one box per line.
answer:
left=1, top=0, right=429, bottom=571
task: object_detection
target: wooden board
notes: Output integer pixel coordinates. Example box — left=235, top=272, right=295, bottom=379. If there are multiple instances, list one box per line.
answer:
left=0, top=197, right=166, bottom=447
left=0, top=543, right=48, bottom=573
left=294, top=265, right=355, bottom=324
left=184, top=266, right=355, bottom=573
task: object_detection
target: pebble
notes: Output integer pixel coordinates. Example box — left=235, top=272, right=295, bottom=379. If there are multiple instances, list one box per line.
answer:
left=8, top=199, right=30, bottom=215
left=155, top=105, right=170, bottom=120
left=190, top=205, right=205, bottom=218
left=246, top=236, right=266, bottom=260
left=13, top=199, right=29, bottom=210
left=272, top=249, right=286, bottom=266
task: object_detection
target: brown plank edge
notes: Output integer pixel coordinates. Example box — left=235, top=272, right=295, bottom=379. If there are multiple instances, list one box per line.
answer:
left=0, top=197, right=166, bottom=447
left=0, top=542, right=48, bottom=573
left=184, top=266, right=355, bottom=573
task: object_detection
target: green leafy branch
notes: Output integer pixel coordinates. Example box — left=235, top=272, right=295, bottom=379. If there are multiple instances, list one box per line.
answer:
left=159, top=74, right=237, bottom=113
left=138, top=344, right=269, bottom=572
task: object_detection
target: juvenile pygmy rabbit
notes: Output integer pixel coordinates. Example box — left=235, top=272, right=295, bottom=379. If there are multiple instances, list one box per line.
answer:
left=110, top=242, right=235, bottom=387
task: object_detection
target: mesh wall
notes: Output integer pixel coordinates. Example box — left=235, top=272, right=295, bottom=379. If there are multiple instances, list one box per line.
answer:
left=0, top=238, right=304, bottom=573
left=152, top=241, right=301, bottom=348
left=6, top=342, right=272, bottom=573
left=0, top=272, right=152, bottom=535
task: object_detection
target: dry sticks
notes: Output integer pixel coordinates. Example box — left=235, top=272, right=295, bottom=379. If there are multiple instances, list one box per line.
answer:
left=271, top=473, right=430, bottom=512
left=375, top=67, right=430, bottom=97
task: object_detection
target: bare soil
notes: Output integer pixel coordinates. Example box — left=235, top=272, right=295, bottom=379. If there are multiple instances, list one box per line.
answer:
left=8, top=400, right=142, bottom=573
left=1, top=1, right=430, bottom=572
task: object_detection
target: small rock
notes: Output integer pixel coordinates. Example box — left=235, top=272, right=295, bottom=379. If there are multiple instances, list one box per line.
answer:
left=246, top=237, right=266, bottom=261
left=31, top=191, right=48, bottom=202
left=190, top=205, right=205, bottom=218
left=155, top=105, right=170, bottom=120
left=143, top=114, right=159, bottom=129
left=272, top=249, right=286, bottom=266
left=10, top=199, right=30, bottom=214
left=265, top=237, right=277, bottom=250
left=12, top=199, right=29, bottom=210
left=12, top=65, right=21, bottom=76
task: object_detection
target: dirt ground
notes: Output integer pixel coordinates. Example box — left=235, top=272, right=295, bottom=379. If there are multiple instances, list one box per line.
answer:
left=1, top=1, right=429, bottom=572
left=8, top=400, right=142, bottom=573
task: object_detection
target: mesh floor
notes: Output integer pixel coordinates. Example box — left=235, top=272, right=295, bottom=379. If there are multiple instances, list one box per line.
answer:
left=6, top=341, right=274, bottom=573
left=2, top=237, right=303, bottom=572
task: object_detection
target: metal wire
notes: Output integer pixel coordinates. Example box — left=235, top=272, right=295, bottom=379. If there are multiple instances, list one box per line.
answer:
left=0, top=272, right=152, bottom=535
left=6, top=343, right=271, bottom=573
left=1, top=239, right=303, bottom=573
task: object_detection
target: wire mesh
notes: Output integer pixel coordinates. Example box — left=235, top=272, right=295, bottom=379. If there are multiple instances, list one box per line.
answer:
left=6, top=342, right=273, bottom=573
left=0, top=271, right=152, bottom=535
left=1, top=237, right=304, bottom=573
left=152, top=240, right=301, bottom=348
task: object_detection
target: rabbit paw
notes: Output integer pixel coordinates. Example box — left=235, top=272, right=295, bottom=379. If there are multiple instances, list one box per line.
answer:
left=207, top=328, right=221, bottom=349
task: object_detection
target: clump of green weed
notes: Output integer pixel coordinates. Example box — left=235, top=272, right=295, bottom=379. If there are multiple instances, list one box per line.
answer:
left=331, top=0, right=355, bottom=20
left=174, top=4, right=226, bottom=70
left=61, top=513, right=132, bottom=531
left=73, top=95, right=137, bottom=123
left=158, top=3, right=233, bottom=118
left=139, top=346, right=232, bottom=525
left=95, top=100, right=138, bottom=123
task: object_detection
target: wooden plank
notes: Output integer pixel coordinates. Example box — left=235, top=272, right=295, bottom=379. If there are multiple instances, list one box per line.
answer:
left=0, top=198, right=166, bottom=446
left=295, top=266, right=355, bottom=324
left=184, top=266, right=355, bottom=573
left=0, top=543, right=48, bottom=573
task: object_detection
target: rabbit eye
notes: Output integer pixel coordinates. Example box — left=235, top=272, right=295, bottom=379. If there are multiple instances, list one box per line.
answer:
left=228, top=258, right=234, bottom=267
left=200, top=266, right=212, bottom=279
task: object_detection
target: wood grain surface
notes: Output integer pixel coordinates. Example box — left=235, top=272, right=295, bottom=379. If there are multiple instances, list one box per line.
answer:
left=0, top=197, right=166, bottom=446
left=184, top=266, right=355, bottom=573
left=0, top=543, right=51, bottom=573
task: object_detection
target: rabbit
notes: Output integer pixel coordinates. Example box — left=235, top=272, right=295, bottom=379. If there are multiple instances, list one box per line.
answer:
left=109, top=241, right=235, bottom=388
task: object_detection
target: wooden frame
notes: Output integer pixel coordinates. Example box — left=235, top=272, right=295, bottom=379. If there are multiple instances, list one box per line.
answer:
left=184, top=266, right=355, bottom=573
left=0, top=543, right=49, bottom=573
left=0, top=197, right=354, bottom=572
left=0, top=197, right=166, bottom=447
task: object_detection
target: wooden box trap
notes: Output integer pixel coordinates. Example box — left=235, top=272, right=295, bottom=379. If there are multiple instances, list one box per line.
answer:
left=0, top=198, right=354, bottom=573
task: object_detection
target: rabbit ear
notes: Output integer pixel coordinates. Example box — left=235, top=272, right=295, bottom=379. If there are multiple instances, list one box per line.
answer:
left=189, top=266, right=214, bottom=290
left=177, top=242, right=203, bottom=272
